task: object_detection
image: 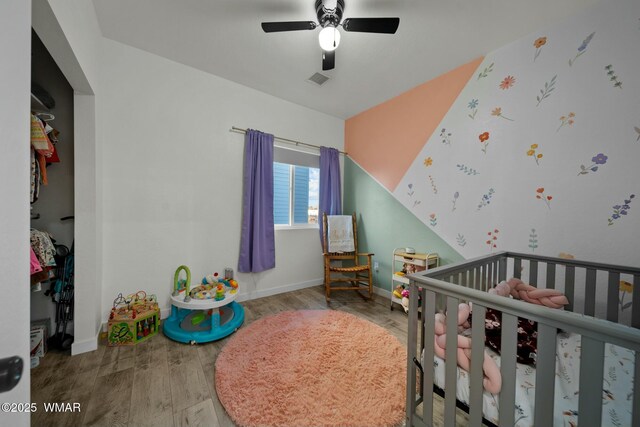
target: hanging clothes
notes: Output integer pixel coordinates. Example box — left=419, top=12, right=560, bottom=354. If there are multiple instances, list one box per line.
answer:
left=36, top=152, right=48, bottom=185
left=30, top=147, right=38, bottom=203
left=30, top=114, right=54, bottom=157
left=30, top=248, right=43, bottom=275
left=43, top=124, right=60, bottom=164
left=34, top=157, right=41, bottom=201
left=30, top=229, right=56, bottom=286
left=30, top=229, right=56, bottom=268
left=47, top=145, right=60, bottom=164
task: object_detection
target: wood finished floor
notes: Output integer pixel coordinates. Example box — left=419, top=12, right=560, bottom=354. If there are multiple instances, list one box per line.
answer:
left=31, top=285, right=467, bottom=427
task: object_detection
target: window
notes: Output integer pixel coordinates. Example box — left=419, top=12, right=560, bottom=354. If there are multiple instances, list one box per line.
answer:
left=273, top=162, right=319, bottom=226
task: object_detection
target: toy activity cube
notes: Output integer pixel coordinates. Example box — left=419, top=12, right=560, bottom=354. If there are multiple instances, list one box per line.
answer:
left=107, top=291, right=160, bottom=346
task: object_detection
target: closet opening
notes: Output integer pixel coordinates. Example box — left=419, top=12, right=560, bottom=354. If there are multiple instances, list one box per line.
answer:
left=30, top=29, right=75, bottom=366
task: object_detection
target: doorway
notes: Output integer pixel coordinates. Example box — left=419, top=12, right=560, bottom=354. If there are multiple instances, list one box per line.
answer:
left=30, top=28, right=76, bottom=363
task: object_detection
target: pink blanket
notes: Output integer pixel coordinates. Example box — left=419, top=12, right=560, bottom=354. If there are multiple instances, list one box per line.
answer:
left=489, top=278, right=569, bottom=309
left=30, top=248, right=43, bottom=275
left=433, top=303, right=502, bottom=394
left=432, top=278, right=569, bottom=394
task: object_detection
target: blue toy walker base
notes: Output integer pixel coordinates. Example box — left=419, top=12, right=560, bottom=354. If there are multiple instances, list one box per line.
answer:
left=163, top=301, right=244, bottom=344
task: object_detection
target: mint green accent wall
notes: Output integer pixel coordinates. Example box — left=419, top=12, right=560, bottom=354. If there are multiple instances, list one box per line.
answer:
left=343, top=157, right=464, bottom=293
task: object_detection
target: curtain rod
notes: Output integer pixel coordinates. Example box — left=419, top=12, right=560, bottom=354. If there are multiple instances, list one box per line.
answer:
left=229, top=126, right=347, bottom=155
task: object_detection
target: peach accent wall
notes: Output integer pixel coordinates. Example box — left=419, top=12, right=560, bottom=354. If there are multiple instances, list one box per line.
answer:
left=345, top=57, right=483, bottom=192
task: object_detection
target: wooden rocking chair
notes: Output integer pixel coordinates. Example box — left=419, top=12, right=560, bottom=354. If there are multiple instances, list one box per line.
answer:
left=322, top=213, right=374, bottom=303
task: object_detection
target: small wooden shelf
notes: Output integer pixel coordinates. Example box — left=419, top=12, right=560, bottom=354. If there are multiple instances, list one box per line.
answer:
left=391, top=294, right=404, bottom=307
left=391, top=249, right=439, bottom=312
left=394, top=252, right=440, bottom=268
left=393, top=273, right=409, bottom=285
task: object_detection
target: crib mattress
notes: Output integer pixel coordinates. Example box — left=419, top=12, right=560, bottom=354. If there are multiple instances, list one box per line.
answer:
left=428, top=332, right=634, bottom=426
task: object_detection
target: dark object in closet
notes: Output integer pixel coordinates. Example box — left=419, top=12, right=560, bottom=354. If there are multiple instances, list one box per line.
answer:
left=47, top=252, right=74, bottom=351
left=47, top=216, right=75, bottom=351
left=0, top=356, right=23, bottom=393
left=48, top=283, right=74, bottom=351
left=31, top=82, right=55, bottom=109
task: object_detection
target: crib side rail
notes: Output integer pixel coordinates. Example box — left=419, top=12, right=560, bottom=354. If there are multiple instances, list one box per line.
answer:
left=507, top=252, right=640, bottom=327
left=406, top=276, right=640, bottom=427
left=421, top=251, right=640, bottom=279
left=507, top=251, right=640, bottom=275
left=412, top=251, right=640, bottom=328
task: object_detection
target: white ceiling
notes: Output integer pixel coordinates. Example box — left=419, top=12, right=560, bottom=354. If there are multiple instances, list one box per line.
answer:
left=92, top=0, right=599, bottom=119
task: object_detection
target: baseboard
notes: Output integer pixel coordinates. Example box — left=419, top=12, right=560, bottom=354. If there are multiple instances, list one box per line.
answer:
left=71, top=328, right=100, bottom=355
left=96, top=280, right=389, bottom=340
left=160, top=306, right=172, bottom=320
left=154, top=278, right=323, bottom=319
left=235, top=278, right=323, bottom=302
left=372, top=284, right=391, bottom=299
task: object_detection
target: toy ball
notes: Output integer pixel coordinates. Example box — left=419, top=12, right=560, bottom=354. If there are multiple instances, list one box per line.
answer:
left=229, top=279, right=238, bottom=289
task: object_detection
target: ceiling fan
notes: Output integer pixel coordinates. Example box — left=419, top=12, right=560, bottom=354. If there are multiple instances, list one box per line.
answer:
left=261, top=0, right=399, bottom=71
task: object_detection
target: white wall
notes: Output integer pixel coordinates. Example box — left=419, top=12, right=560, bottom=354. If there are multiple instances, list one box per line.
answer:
left=395, top=0, right=640, bottom=267
left=0, top=1, right=31, bottom=424
left=391, top=0, right=639, bottom=320
left=98, top=38, right=344, bottom=320
left=35, top=0, right=100, bottom=94
left=74, top=94, right=101, bottom=353
left=34, top=0, right=343, bottom=351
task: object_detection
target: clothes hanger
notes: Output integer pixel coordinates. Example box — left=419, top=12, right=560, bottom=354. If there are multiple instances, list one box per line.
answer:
left=33, top=111, right=55, bottom=122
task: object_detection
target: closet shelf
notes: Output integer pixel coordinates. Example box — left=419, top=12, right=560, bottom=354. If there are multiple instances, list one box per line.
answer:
left=31, top=93, right=50, bottom=112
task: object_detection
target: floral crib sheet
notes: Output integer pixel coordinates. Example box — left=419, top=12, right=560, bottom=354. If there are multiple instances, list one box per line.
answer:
left=427, top=332, right=634, bottom=426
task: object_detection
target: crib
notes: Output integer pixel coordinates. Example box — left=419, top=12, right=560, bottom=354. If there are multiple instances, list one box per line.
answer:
left=406, top=251, right=640, bottom=427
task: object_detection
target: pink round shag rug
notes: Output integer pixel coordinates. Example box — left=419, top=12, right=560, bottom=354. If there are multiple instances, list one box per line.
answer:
left=215, top=310, right=406, bottom=427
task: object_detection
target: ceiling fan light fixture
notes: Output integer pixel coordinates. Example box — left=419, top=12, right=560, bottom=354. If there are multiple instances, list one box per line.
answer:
left=318, top=26, right=340, bottom=51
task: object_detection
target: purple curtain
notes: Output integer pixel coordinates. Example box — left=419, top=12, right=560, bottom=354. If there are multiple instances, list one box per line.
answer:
left=319, top=146, right=342, bottom=244
left=238, top=129, right=275, bottom=273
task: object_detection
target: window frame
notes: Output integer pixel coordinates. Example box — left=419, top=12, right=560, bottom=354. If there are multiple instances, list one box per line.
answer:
left=273, top=162, right=319, bottom=230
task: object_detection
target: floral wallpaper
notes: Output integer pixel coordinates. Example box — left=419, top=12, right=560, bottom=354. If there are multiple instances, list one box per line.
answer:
left=393, top=0, right=639, bottom=314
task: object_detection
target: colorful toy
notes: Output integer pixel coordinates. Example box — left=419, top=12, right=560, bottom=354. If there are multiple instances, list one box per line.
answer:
left=163, top=265, right=244, bottom=344
left=203, top=272, right=220, bottom=285
left=107, top=291, right=160, bottom=346
left=401, top=288, right=410, bottom=313
left=402, top=263, right=417, bottom=274
left=399, top=287, right=423, bottom=314
left=189, top=285, right=214, bottom=299
left=393, top=285, right=404, bottom=299
left=214, top=284, right=225, bottom=300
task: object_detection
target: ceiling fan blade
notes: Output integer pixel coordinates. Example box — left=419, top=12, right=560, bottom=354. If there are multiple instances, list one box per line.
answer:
left=261, top=21, right=317, bottom=33
left=342, top=17, right=399, bottom=34
left=322, top=50, right=335, bottom=71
